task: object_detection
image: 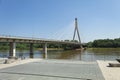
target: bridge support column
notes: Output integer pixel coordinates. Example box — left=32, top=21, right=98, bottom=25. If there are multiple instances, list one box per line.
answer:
left=9, top=42, right=16, bottom=57
left=43, top=43, right=47, bottom=59
left=30, top=43, right=34, bottom=58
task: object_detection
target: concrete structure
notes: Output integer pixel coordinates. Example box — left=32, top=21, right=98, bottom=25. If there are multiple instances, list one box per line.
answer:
left=0, top=18, right=83, bottom=58
left=0, top=35, right=81, bottom=58
left=30, top=43, right=34, bottom=58
left=9, top=42, right=16, bottom=57
left=97, top=60, right=120, bottom=80
left=73, top=18, right=82, bottom=48
left=43, top=43, right=47, bottom=59
left=0, top=59, right=105, bottom=80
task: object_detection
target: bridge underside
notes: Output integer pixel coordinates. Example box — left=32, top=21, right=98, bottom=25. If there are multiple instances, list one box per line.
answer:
left=0, top=37, right=82, bottom=58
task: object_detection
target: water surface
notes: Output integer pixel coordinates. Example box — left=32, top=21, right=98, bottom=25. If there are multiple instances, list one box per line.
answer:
left=0, top=48, right=120, bottom=61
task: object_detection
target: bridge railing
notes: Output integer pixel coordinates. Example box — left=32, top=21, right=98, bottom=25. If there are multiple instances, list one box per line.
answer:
left=0, top=34, right=80, bottom=45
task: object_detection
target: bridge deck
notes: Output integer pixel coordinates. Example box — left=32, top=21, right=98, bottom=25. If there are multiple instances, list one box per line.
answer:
left=0, top=36, right=80, bottom=45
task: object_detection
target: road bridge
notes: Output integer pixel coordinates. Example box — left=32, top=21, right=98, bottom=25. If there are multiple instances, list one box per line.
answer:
left=0, top=18, right=82, bottom=58
left=0, top=35, right=81, bottom=58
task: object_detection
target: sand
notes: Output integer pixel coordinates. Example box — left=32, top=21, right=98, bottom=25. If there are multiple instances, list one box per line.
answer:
left=97, top=60, right=120, bottom=80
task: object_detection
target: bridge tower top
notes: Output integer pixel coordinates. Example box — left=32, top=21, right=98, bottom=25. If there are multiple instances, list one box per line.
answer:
left=73, top=18, right=82, bottom=48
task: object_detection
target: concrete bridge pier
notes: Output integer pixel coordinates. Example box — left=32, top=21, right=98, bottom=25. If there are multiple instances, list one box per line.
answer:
left=9, top=42, right=16, bottom=57
left=43, top=43, right=47, bottom=59
left=30, top=43, right=34, bottom=58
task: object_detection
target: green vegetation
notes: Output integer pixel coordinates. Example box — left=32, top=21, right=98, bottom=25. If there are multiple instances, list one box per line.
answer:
left=0, top=40, right=80, bottom=50
left=87, top=38, right=120, bottom=48
left=0, top=42, right=9, bottom=51
left=16, top=43, right=29, bottom=50
left=1, top=38, right=120, bottom=50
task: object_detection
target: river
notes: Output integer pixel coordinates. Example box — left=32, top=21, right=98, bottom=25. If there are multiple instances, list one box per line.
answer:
left=0, top=48, right=120, bottom=61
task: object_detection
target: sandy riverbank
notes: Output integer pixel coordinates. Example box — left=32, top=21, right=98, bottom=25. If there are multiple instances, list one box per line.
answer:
left=97, top=60, right=120, bottom=80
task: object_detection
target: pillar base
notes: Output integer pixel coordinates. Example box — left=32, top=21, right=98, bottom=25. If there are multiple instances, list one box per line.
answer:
left=30, top=52, right=34, bottom=58
left=43, top=43, right=47, bottom=59
left=9, top=42, right=16, bottom=57
left=30, top=43, right=34, bottom=58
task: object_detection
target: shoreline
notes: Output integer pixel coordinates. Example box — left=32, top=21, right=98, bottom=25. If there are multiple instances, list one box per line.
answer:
left=0, top=58, right=120, bottom=80
left=0, top=58, right=42, bottom=69
left=36, top=48, right=64, bottom=51
left=97, top=60, right=120, bottom=80
left=0, top=48, right=64, bottom=51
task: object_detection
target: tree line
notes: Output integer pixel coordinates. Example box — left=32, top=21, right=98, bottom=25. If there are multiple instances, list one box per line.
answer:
left=87, top=38, right=120, bottom=48
left=0, top=40, right=80, bottom=50
left=1, top=38, right=120, bottom=50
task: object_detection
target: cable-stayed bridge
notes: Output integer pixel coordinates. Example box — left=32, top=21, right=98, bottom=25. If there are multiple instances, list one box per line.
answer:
left=0, top=18, right=82, bottom=58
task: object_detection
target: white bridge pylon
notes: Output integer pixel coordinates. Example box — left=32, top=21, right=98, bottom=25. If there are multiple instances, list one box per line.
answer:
left=73, top=18, right=82, bottom=48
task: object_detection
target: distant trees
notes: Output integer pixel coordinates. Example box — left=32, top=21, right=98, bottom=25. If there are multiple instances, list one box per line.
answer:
left=2, top=38, right=120, bottom=50
left=16, top=43, right=29, bottom=50
left=0, top=40, right=80, bottom=50
left=0, top=42, right=9, bottom=50
left=87, top=38, right=120, bottom=48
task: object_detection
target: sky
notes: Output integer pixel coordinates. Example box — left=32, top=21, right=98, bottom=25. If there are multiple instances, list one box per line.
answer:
left=0, top=0, right=120, bottom=42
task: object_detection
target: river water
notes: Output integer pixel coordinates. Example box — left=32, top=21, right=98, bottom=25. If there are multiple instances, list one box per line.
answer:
left=0, top=48, right=120, bottom=61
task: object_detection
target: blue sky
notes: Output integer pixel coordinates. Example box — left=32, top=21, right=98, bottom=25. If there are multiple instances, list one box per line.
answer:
left=0, top=0, right=120, bottom=42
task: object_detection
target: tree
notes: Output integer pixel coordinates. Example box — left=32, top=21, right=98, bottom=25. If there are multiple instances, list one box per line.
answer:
left=87, top=38, right=120, bottom=48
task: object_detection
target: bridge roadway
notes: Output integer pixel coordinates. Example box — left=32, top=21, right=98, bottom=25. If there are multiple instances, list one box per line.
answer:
left=0, top=35, right=81, bottom=58
left=0, top=35, right=81, bottom=44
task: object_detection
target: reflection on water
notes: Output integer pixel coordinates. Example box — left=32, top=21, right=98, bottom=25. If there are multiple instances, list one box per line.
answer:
left=47, top=50, right=82, bottom=60
left=0, top=48, right=120, bottom=61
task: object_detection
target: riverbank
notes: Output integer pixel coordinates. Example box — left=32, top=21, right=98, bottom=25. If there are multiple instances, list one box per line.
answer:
left=0, top=48, right=64, bottom=52
left=87, top=47, right=120, bottom=50
left=36, top=48, right=63, bottom=51
left=97, top=60, right=120, bottom=80
left=0, top=59, right=104, bottom=80
left=1, top=59, right=120, bottom=80
left=0, top=58, right=42, bottom=69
